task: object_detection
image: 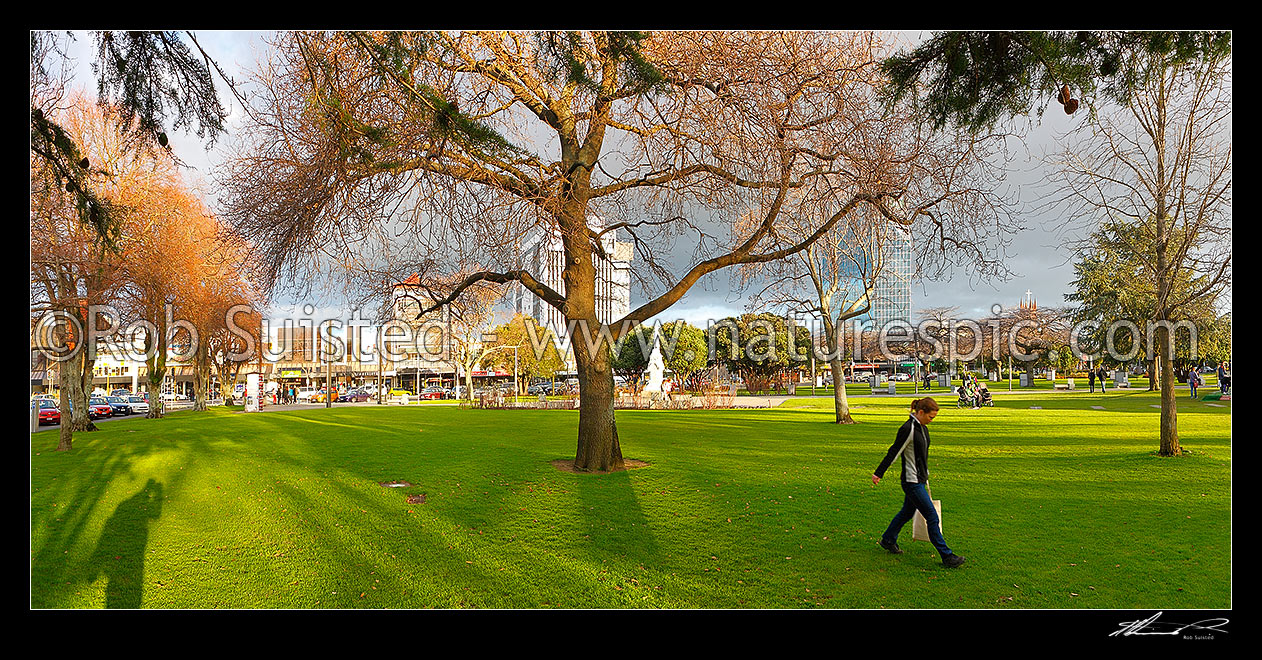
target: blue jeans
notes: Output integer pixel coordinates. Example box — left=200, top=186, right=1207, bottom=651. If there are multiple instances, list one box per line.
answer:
left=882, top=482, right=952, bottom=558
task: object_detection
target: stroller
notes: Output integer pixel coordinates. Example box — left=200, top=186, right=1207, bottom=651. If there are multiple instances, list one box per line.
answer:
left=956, top=379, right=994, bottom=408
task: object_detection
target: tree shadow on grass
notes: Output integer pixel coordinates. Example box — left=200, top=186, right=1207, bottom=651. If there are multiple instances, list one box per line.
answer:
left=571, top=468, right=663, bottom=566
left=89, top=480, right=163, bottom=609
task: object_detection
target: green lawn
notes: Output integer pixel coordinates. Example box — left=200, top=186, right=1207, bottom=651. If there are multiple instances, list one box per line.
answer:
left=30, top=391, right=1230, bottom=609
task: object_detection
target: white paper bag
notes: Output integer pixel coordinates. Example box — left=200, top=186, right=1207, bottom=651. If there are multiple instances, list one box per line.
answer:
left=912, top=498, right=942, bottom=542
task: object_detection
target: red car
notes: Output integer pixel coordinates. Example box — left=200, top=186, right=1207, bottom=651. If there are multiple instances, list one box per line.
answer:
left=34, top=399, right=61, bottom=425
left=418, top=388, right=445, bottom=400
left=88, top=397, right=113, bottom=419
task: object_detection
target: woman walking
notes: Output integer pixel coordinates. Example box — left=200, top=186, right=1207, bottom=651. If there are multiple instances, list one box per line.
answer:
left=871, top=397, right=966, bottom=568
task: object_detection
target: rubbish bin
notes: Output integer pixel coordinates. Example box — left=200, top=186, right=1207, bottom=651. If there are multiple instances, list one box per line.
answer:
left=938, top=374, right=949, bottom=387
left=31, top=404, right=40, bottom=432
left=1019, top=373, right=1030, bottom=388
left=888, top=381, right=897, bottom=395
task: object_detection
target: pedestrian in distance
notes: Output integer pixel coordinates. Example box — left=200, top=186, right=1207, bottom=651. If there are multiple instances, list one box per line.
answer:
left=871, top=397, right=966, bottom=568
left=1189, top=369, right=1200, bottom=399
left=1097, top=365, right=1107, bottom=393
left=1088, top=367, right=1096, bottom=394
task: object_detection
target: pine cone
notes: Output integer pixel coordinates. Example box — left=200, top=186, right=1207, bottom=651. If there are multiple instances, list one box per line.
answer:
left=1063, top=98, right=1079, bottom=114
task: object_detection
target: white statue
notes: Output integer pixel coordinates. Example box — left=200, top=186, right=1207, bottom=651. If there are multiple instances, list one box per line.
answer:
left=642, top=331, right=666, bottom=394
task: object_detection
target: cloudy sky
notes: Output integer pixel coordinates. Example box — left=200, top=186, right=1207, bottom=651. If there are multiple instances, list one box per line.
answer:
left=55, top=30, right=1221, bottom=336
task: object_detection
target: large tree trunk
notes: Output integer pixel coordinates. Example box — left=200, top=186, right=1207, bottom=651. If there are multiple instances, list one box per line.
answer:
left=1156, top=327, right=1181, bottom=457
left=145, top=318, right=167, bottom=418
left=825, top=322, right=855, bottom=424
left=71, top=353, right=95, bottom=431
left=572, top=340, right=623, bottom=471
left=219, top=379, right=235, bottom=405
left=216, top=359, right=241, bottom=405
left=146, top=372, right=165, bottom=419
left=830, top=358, right=856, bottom=424
left=55, top=359, right=78, bottom=451
left=68, top=350, right=96, bottom=433
left=192, top=342, right=210, bottom=412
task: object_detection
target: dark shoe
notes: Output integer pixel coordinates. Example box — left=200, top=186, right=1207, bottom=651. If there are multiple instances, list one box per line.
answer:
left=879, top=539, right=904, bottom=554
left=941, top=554, right=967, bottom=568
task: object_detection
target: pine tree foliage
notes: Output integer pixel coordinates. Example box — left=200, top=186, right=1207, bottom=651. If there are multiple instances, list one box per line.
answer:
left=30, top=30, right=228, bottom=246
left=881, top=30, right=1231, bottom=132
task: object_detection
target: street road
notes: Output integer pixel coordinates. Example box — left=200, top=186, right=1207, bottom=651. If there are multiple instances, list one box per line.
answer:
left=28, top=399, right=434, bottom=433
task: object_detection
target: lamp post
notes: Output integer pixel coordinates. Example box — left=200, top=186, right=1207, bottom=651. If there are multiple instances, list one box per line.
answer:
left=376, top=331, right=385, bottom=406
left=325, top=348, right=333, bottom=409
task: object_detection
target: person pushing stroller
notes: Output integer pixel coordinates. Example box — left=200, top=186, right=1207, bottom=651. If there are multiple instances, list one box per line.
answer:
left=957, top=374, right=981, bottom=409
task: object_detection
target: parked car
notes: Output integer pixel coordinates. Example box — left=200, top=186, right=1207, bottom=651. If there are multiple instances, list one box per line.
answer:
left=296, top=388, right=318, bottom=402
left=891, top=373, right=912, bottom=382
left=104, top=396, right=133, bottom=416
left=342, top=388, right=371, bottom=402
left=109, top=389, right=131, bottom=397
left=419, top=387, right=446, bottom=400
left=87, top=397, right=113, bottom=419
left=311, top=387, right=340, bottom=403
left=33, top=399, right=60, bottom=425
left=127, top=395, right=150, bottom=414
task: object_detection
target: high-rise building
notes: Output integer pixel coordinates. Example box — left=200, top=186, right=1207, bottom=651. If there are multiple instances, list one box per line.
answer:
left=861, top=224, right=914, bottom=331
left=513, top=218, right=633, bottom=348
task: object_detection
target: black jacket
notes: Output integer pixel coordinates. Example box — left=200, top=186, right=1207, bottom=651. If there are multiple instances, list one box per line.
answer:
left=874, top=415, right=931, bottom=484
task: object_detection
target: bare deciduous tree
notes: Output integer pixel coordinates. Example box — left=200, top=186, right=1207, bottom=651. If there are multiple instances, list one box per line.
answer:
left=221, top=31, right=1015, bottom=471
left=1047, top=48, right=1231, bottom=457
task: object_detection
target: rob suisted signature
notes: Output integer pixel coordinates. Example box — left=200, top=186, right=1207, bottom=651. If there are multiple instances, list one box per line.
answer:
left=1110, top=612, right=1229, bottom=638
